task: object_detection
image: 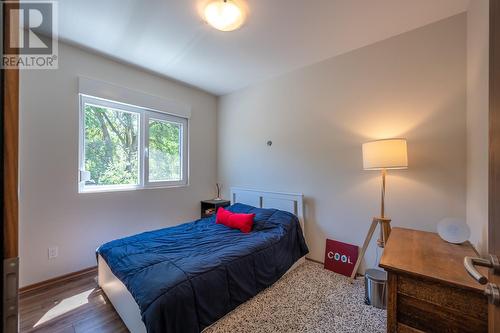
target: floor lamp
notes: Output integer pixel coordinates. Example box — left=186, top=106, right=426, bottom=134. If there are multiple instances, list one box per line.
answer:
left=349, top=139, right=408, bottom=282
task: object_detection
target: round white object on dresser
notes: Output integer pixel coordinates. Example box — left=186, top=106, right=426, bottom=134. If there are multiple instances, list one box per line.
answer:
left=437, top=218, right=470, bottom=244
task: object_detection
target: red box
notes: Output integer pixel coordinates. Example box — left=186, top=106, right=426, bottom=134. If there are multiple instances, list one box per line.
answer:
left=324, top=239, right=359, bottom=277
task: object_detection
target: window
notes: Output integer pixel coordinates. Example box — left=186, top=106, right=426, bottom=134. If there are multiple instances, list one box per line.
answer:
left=79, top=95, right=188, bottom=192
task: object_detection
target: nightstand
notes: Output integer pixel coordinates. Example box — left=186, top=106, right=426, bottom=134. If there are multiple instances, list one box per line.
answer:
left=379, top=227, right=488, bottom=332
left=200, top=199, right=230, bottom=218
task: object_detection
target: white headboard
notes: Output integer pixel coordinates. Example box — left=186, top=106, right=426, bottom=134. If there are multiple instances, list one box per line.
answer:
left=230, top=187, right=305, bottom=235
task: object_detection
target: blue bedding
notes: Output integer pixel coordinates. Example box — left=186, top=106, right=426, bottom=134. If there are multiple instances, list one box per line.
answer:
left=97, top=203, right=309, bottom=333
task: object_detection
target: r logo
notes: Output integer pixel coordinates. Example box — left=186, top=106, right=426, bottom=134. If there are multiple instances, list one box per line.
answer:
left=7, top=2, right=53, bottom=54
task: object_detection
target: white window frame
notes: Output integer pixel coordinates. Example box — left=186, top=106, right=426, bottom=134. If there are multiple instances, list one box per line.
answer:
left=144, top=111, right=188, bottom=188
left=78, top=94, right=189, bottom=193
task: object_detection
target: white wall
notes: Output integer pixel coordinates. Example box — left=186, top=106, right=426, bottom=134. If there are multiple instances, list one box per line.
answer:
left=19, top=42, right=217, bottom=287
left=218, top=15, right=467, bottom=270
left=466, top=0, right=489, bottom=255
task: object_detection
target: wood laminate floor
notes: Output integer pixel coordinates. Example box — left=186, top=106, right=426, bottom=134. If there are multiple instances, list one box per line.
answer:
left=20, top=270, right=128, bottom=333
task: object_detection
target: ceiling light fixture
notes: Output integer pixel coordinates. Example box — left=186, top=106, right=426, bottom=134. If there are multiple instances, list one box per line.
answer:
left=204, top=0, right=246, bottom=32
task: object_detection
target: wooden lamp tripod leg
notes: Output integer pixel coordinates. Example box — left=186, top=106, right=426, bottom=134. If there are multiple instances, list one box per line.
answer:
left=349, top=169, right=391, bottom=283
left=349, top=218, right=379, bottom=282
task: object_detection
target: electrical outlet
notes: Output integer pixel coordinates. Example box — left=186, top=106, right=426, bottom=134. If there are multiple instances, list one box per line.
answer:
left=48, top=246, right=58, bottom=259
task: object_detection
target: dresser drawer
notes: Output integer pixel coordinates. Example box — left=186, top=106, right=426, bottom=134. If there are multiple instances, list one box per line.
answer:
left=397, top=293, right=487, bottom=333
left=397, top=323, right=425, bottom=333
left=397, top=274, right=487, bottom=323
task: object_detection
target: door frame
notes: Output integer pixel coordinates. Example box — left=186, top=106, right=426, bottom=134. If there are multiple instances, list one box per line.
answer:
left=2, top=0, right=19, bottom=332
left=3, top=5, right=18, bottom=261
left=489, top=0, right=500, bottom=331
left=0, top=0, right=4, bottom=323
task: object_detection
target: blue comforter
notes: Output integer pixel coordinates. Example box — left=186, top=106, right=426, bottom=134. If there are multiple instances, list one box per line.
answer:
left=97, top=203, right=309, bottom=333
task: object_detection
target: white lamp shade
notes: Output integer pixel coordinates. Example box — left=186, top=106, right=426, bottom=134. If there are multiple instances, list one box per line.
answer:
left=362, top=139, right=408, bottom=170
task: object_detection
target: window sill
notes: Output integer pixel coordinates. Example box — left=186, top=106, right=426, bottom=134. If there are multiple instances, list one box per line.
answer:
left=78, top=183, right=189, bottom=194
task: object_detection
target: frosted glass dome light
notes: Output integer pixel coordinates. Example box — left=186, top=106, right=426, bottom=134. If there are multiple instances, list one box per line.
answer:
left=204, top=0, right=246, bottom=32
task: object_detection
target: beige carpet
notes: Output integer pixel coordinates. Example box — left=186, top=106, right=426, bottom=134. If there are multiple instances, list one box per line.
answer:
left=205, top=261, right=386, bottom=333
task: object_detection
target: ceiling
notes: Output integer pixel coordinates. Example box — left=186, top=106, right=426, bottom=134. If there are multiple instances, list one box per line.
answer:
left=55, top=0, right=470, bottom=96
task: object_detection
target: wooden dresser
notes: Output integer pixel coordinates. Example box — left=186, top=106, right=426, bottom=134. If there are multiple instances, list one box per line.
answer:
left=379, top=227, right=488, bottom=333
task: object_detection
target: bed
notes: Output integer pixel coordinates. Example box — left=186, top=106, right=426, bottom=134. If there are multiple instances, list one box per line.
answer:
left=97, top=188, right=308, bottom=333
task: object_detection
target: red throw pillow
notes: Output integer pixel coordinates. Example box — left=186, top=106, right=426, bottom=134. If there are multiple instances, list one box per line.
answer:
left=228, top=212, right=255, bottom=233
left=216, top=206, right=232, bottom=224
left=216, top=207, right=255, bottom=233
